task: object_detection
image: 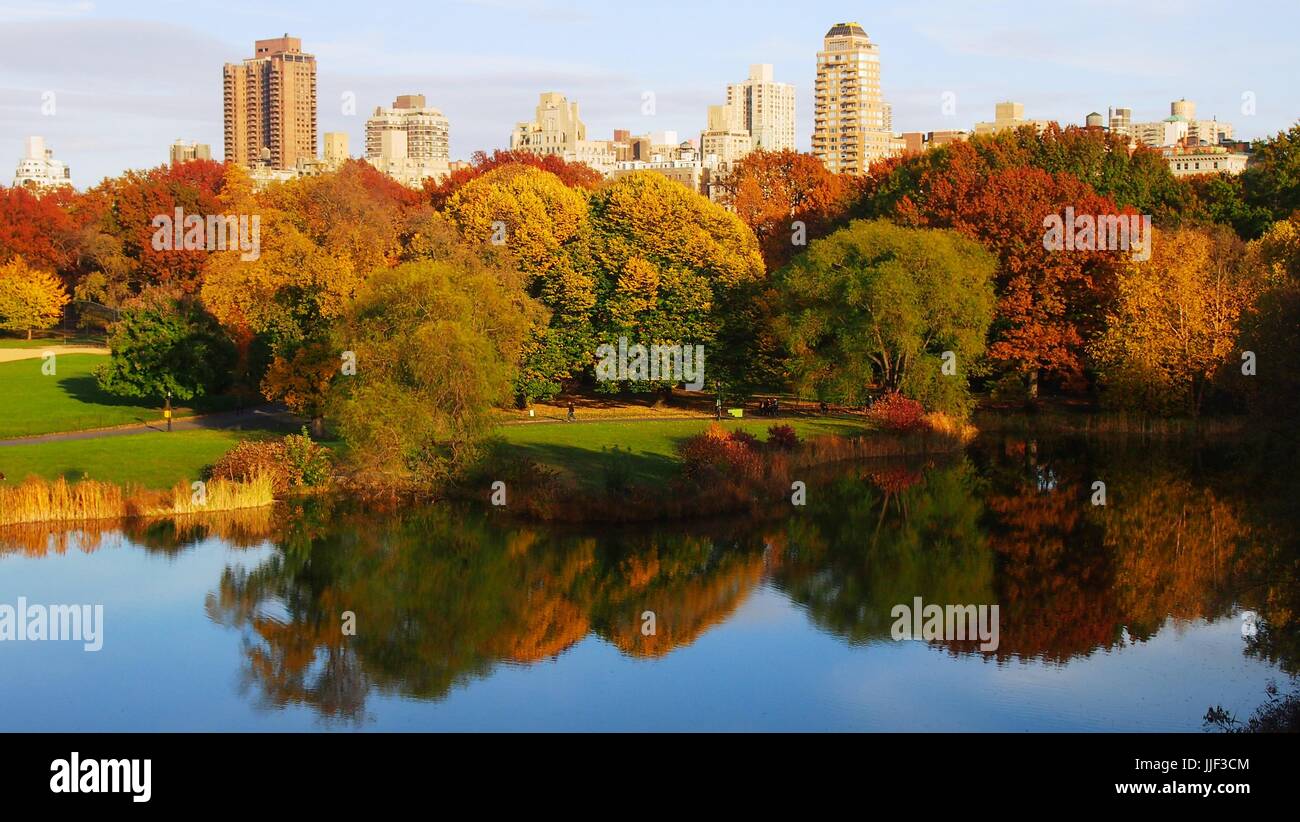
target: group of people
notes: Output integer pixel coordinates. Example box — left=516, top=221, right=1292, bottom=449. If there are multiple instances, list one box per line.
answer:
left=757, top=398, right=781, bottom=417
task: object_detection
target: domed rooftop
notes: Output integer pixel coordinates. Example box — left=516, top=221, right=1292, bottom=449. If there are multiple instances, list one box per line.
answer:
left=826, top=22, right=867, bottom=38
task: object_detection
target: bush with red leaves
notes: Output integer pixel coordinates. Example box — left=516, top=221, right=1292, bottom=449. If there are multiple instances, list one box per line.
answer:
left=867, top=392, right=926, bottom=432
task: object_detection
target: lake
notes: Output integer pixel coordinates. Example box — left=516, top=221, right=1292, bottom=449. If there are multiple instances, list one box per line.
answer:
left=1, top=434, right=1295, bottom=731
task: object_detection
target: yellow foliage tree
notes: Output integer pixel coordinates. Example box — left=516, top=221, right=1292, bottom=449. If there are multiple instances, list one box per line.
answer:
left=0, top=257, right=70, bottom=339
left=1091, top=227, right=1258, bottom=415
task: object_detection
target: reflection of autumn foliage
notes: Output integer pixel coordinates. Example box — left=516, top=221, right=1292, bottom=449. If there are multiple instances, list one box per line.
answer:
left=0, top=506, right=277, bottom=558
left=203, top=507, right=770, bottom=718
left=983, top=476, right=1119, bottom=661
left=1105, top=478, right=1250, bottom=635
left=590, top=536, right=766, bottom=658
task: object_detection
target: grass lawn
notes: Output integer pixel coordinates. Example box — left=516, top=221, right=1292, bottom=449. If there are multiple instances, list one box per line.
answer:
left=0, top=429, right=272, bottom=489
left=494, top=416, right=871, bottom=488
left=0, top=354, right=239, bottom=438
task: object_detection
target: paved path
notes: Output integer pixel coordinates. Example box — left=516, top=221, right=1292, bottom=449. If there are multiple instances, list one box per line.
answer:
left=0, top=345, right=109, bottom=363
left=0, top=406, right=300, bottom=447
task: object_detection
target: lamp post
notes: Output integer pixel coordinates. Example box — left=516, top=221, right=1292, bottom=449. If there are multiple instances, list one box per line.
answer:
left=165, top=389, right=172, bottom=432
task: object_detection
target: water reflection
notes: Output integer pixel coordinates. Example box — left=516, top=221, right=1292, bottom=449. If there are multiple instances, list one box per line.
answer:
left=3, top=436, right=1296, bottom=726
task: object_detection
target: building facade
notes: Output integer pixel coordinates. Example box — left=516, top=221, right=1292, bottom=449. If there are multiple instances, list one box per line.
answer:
left=509, top=92, right=615, bottom=174
left=726, top=64, right=796, bottom=152
left=1165, top=146, right=1248, bottom=177
left=973, top=101, right=1054, bottom=136
left=365, top=95, right=450, bottom=186
left=169, top=140, right=211, bottom=165
left=812, top=22, right=902, bottom=174
left=1128, top=100, right=1233, bottom=148
left=223, top=35, right=317, bottom=170
left=13, top=136, right=71, bottom=189
left=700, top=103, right=753, bottom=168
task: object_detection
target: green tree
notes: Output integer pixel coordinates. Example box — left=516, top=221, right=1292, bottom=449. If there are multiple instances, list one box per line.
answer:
left=95, top=290, right=236, bottom=401
left=327, top=257, right=544, bottom=491
left=774, top=219, right=996, bottom=416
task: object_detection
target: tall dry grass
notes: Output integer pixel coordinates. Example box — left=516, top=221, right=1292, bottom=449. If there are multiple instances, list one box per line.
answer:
left=0, top=472, right=276, bottom=528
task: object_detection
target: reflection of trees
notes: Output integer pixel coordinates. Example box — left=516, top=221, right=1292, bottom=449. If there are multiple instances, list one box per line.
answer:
left=0, top=506, right=277, bottom=558
left=204, top=504, right=769, bottom=720
left=769, top=459, right=996, bottom=643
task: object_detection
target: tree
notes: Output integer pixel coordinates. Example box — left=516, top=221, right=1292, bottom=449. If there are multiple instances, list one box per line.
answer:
left=1241, top=123, right=1300, bottom=227
left=715, top=149, right=857, bottom=271
left=445, top=164, right=595, bottom=402
left=1239, top=217, right=1300, bottom=422
left=328, top=258, right=545, bottom=491
left=774, top=219, right=996, bottom=416
left=587, top=171, right=767, bottom=395
left=425, top=149, right=602, bottom=210
left=0, top=257, right=69, bottom=338
left=891, top=157, right=1126, bottom=398
left=95, top=290, right=236, bottom=402
left=1091, top=227, right=1257, bottom=416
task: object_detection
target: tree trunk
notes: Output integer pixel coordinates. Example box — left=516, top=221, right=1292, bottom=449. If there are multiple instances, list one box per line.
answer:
left=27, top=328, right=32, bottom=340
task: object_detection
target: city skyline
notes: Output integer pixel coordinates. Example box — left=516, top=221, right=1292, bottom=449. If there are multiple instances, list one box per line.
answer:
left=2, top=0, right=1297, bottom=187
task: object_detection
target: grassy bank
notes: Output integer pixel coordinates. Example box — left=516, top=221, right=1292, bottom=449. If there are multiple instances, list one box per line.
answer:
left=0, top=354, right=242, bottom=438
left=0, top=429, right=270, bottom=489
left=494, top=416, right=874, bottom=490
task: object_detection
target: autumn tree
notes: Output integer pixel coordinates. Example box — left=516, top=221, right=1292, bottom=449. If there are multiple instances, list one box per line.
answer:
left=425, top=149, right=602, bottom=210
left=328, top=257, right=545, bottom=490
left=888, top=153, right=1127, bottom=398
left=715, top=149, right=857, bottom=271
left=586, top=171, right=767, bottom=395
left=774, top=220, right=996, bottom=415
left=0, top=256, right=70, bottom=338
left=1091, top=226, right=1257, bottom=416
left=1239, top=216, right=1300, bottom=422
left=445, top=164, right=594, bottom=402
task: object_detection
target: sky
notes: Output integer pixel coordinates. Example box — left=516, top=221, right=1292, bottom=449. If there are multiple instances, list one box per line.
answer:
left=2, top=0, right=1297, bottom=188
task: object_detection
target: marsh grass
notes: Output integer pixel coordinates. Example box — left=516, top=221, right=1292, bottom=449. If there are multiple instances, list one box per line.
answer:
left=0, top=472, right=276, bottom=527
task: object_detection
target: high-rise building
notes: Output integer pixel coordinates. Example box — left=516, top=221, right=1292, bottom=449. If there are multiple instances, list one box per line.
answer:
left=223, top=35, right=317, bottom=170
left=365, top=95, right=450, bottom=186
left=13, top=136, right=71, bottom=189
left=700, top=103, right=753, bottom=169
left=812, top=22, right=902, bottom=174
left=169, top=139, right=211, bottom=165
left=726, top=64, right=796, bottom=151
left=509, top=92, right=615, bottom=173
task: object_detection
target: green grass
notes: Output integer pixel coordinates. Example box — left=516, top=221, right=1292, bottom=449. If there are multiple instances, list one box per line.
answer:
left=0, top=354, right=238, bottom=438
left=494, top=416, right=871, bottom=488
left=0, top=429, right=270, bottom=489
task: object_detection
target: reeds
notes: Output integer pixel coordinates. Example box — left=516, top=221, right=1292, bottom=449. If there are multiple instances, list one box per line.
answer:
left=0, top=472, right=276, bottom=528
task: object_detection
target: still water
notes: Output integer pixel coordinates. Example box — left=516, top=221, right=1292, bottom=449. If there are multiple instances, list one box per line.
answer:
left=1, top=436, right=1295, bottom=731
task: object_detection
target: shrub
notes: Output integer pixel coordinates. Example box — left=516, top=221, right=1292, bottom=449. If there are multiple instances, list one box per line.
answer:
left=208, top=440, right=291, bottom=492
left=283, top=427, right=332, bottom=487
left=677, top=424, right=762, bottom=484
left=727, top=429, right=760, bottom=449
left=867, top=392, right=926, bottom=432
left=767, top=424, right=800, bottom=449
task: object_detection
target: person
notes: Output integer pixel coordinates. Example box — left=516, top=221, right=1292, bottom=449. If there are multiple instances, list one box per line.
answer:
left=715, top=396, right=722, bottom=420
left=567, top=402, right=575, bottom=422
left=819, top=400, right=829, bottom=416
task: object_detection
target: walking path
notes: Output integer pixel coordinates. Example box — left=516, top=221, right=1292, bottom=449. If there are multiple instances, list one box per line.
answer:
left=0, top=345, right=109, bottom=363
left=0, top=406, right=298, bottom=447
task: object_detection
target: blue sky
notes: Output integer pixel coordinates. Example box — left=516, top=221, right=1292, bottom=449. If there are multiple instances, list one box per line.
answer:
left=2, top=0, right=1297, bottom=188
